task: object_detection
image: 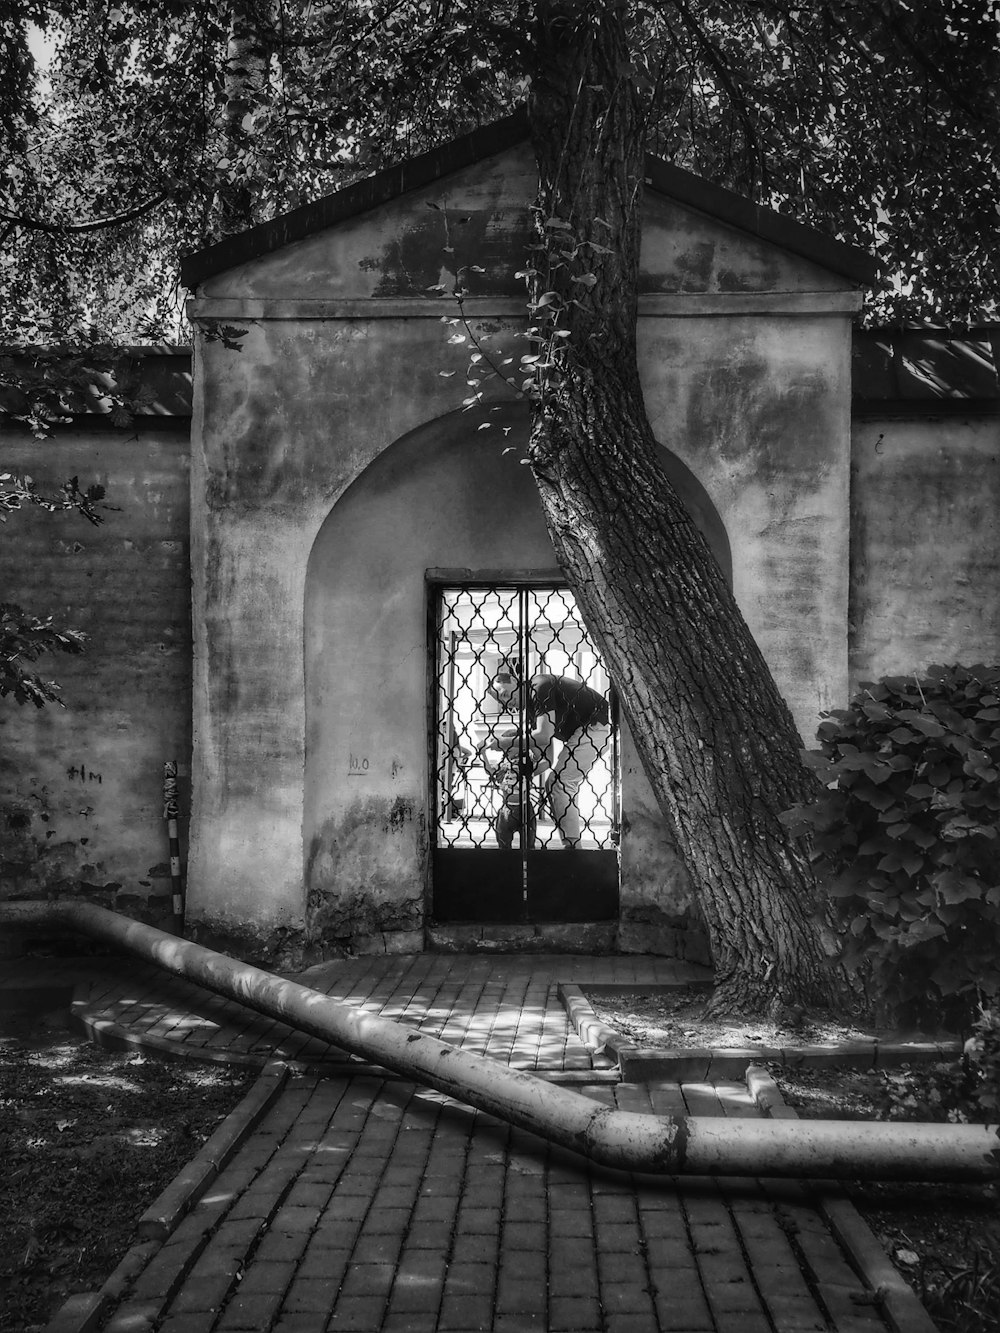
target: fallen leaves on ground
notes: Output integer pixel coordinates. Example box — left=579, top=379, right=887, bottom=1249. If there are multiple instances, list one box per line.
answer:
left=585, top=983, right=879, bottom=1050
left=0, top=1004, right=254, bottom=1333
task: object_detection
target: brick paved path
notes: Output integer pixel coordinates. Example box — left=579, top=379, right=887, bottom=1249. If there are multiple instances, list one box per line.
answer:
left=108, top=1074, right=889, bottom=1333
left=7, top=954, right=931, bottom=1332
left=68, top=953, right=701, bottom=1071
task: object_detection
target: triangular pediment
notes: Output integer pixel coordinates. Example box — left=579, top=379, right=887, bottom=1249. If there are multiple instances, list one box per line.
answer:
left=183, top=112, right=876, bottom=301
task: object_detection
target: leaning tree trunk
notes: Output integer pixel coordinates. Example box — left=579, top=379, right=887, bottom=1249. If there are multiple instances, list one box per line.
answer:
left=526, top=0, right=840, bottom=1016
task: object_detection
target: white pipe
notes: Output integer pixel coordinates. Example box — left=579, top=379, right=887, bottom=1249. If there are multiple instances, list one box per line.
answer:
left=4, top=899, right=998, bottom=1182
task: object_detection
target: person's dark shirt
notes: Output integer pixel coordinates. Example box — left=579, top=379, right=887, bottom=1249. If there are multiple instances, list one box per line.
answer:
left=527, top=674, right=609, bottom=742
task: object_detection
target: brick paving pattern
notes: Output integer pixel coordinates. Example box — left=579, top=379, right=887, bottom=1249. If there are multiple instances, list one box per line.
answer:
left=70, top=954, right=698, bottom=1071
left=101, top=1074, right=891, bottom=1333
left=4, top=954, right=923, bottom=1331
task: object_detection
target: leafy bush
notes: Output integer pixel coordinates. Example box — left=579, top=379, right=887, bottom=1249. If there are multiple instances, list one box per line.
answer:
left=858, top=1012, right=1000, bottom=1125
left=878, top=1062, right=977, bottom=1124
left=783, top=665, right=1000, bottom=1029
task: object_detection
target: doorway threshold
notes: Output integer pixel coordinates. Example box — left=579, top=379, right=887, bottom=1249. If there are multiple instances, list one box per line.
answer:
left=426, top=920, right=618, bottom=954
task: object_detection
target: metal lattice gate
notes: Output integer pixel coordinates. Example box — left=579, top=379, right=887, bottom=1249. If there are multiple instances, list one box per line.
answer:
left=431, top=584, right=620, bottom=923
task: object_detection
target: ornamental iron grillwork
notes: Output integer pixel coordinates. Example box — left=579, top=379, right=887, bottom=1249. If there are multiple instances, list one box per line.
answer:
left=433, top=585, right=619, bottom=854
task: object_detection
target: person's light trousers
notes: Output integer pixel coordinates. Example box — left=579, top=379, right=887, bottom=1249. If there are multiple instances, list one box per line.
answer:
left=549, top=723, right=611, bottom=845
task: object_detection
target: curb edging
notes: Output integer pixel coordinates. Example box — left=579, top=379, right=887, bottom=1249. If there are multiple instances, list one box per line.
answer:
left=70, top=980, right=387, bottom=1075
left=69, top=977, right=293, bottom=1070
left=39, top=1061, right=290, bottom=1333
left=745, top=1064, right=942, bottom=1333
left=558, top=981, right=962, bottom=1075
left=135, top=1060, right=290, bottom=1241
left=561, top=980, right=947, bottom=1331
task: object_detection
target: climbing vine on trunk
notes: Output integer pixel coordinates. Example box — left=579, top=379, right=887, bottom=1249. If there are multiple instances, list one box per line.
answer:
left=524, top=0, right=842, bottom=1017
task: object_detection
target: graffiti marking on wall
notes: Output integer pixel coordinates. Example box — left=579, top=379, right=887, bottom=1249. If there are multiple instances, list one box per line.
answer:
left=347, top=753, right=370, bottom=776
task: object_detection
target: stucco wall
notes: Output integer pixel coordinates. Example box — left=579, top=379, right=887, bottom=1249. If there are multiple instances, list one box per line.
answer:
left=303, top=406, right=556, bottom=954
left=850, top=415, right=1000, bottom=688
left=185, top=139, right=862, bottom=959
left=302, top=404, right=729, bottom=957
left=640, top=312, right=854, bottom=734
left=1, top=382, right=997, bottom=956
left=200, top=143, right=537, bottom=302
left=0, top=425, right=191, bottom=924
left=187, top=314, right=523, bottom=957
left=187, top=282, right=736, bottom=959
left=189, top=297, right=855, bottom=963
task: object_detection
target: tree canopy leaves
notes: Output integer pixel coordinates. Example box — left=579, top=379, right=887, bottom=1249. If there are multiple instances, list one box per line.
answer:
left=1, top=0, right=997, bottom=345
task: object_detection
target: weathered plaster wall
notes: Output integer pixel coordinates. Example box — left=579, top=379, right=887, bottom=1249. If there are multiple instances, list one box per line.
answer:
left=303, top=404, right=729, bottom=956
left=1, top=400, right=993, bottom=963
left=636, top=191, right=858, bottom=741
left=188, top=315, right=518, bottom=959
left=2, top=312, right=997, bottom=969
left=189, top=293, right=735, bottom=958
left=188, top=140, right=861, bottom=959
left=303, top=406, right=553, bottom=953
left=850, top=416, right=1000, bottom=688
left=187, top=147, right=538, bottom=958
left=199, top=144, right=537, bottom=301
left=0, top=425, right=191, bottom=925
left=640, top=312, right=854, bottom=739
left=639, top=193, right=846, bottom=295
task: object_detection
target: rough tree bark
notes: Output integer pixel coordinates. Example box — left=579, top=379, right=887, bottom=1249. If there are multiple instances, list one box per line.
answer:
left=215, top=0, right=274, bottom=235
left=526, top=0, right=840, bottom=1016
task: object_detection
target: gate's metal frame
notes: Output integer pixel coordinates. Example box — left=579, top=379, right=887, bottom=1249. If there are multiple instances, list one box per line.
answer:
left=427, top=575, right=621, bottom=925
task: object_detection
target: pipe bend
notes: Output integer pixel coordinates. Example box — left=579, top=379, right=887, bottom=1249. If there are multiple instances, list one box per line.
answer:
left=580, top=1106, right=687, bottom=1173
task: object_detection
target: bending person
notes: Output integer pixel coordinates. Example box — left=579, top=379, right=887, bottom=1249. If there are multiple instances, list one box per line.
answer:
left=490, top=666, right=610, bottom=847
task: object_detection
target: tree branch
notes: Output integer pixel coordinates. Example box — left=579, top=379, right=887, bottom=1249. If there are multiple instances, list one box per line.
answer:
left=0, top=192, right=169, bottom=235
left=872, top=1, right=984, bottom=122
left=670, top=0, right=768, bottom=191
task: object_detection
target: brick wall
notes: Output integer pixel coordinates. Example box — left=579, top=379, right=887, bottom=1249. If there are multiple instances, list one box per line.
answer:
left=1, top=421, right=191, bottom=926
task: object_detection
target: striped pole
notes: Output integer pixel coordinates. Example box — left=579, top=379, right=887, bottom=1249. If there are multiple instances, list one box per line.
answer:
left=162, top=761, right=184, bottom=922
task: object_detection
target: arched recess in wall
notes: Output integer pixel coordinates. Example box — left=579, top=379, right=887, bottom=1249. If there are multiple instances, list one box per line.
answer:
left=301, top=401, right=731, bottom=939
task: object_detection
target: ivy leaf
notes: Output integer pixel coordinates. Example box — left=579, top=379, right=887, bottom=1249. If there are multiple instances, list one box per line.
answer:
left=827, top=873, right=863, bottom=898
left=941, top=815, right=985, bottom=840
left=899, top=711, right=948, bottom=738
left=933, top=869, right=984, bottom=905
